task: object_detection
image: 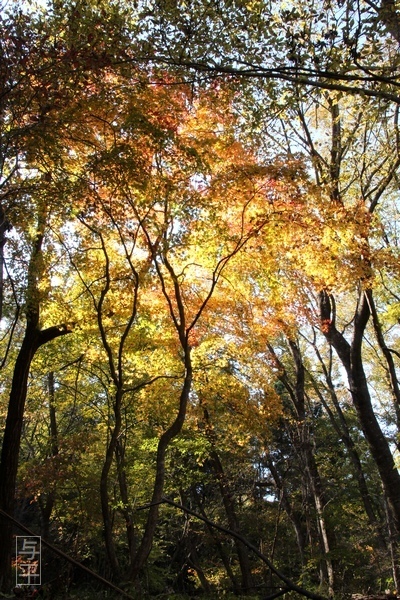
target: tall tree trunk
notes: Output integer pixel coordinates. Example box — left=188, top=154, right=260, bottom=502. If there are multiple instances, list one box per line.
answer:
left=0, top=328, right=40, bottom=591
left=178, top=488, right=213, bottom=595
left=100, top=389, right=123, bottom=580
left=38, top=372, right=59, bottom=539
left=0, top=325, right=69, bottom=591
left=320, top=290, right=400, bottom=536
left=303, top=440, right=335, bottom=597
left=383, top=490, right=400, bottom=590
left=115, top=436, right=136, bottom=563
left=0, top=228, right=70, bottom=592
left=209, top=450, right=255, bottom=594
left=200, top=402, right=255, bottom=593
left=266, top=458, right=307, bottom=566
left=269, top=340, right=336, bottom=596
left=307, top=345, right=387, bottom=547
left=129, top=349, right=193, bottom=580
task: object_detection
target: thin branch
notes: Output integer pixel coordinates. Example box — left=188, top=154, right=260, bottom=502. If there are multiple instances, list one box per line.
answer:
left=149, top=57, right=400, bottom=104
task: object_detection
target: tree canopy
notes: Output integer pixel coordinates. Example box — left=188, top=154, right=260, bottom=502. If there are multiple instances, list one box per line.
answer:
left=0, top=1, right=400, bottom=598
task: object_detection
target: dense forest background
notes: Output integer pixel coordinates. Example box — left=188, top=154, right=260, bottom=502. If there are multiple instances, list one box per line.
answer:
left=1, top=0, right=400, bottom=598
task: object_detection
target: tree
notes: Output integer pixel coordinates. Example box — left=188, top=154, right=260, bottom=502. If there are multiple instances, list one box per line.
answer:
left=2, top=1, right=400, bottom=596
left=49, top=71, right=288, bottom=586
left=0, top=3, right=135, bottom=589
left=0, top=203, right=72, bottom=589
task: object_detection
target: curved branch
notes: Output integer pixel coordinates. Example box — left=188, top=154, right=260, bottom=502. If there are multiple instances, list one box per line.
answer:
left=153, top=497, right=328, bottom=600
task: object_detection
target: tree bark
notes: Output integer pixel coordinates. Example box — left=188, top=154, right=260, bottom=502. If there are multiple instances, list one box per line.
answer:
left=115, top=436, right=136, bottom=563
left=287, top=339, right=335, bottom=597
left=268, top=340, right=336, bottom=595
left=0, top=323, right=70, bottom=591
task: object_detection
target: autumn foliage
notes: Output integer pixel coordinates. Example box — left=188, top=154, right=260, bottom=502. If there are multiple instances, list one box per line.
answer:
left=0, top=2, right=400, bottom=599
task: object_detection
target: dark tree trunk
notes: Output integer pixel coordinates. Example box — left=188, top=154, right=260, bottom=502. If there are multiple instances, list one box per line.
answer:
left=319, top=290, right=400, bottom=536
left=115, top=437, right=136, bottom=563
left=268, top=340, right=336, bottom=595
left=288, top=340, right=335, bottom=596
left=0, top=329, right=39, bottom=591
left=267, top=458, right=307, bottom=566
left=200, top=403, right=254, bottom=594
left=100, top=389, right=123, bottom=580
left=0, top=324, right=70, bottom=591
left=38, top=372, right=59, bottom=539
left=0, top=227, right=70, bottom=592
left=209, top=450, right=255, bottom=594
